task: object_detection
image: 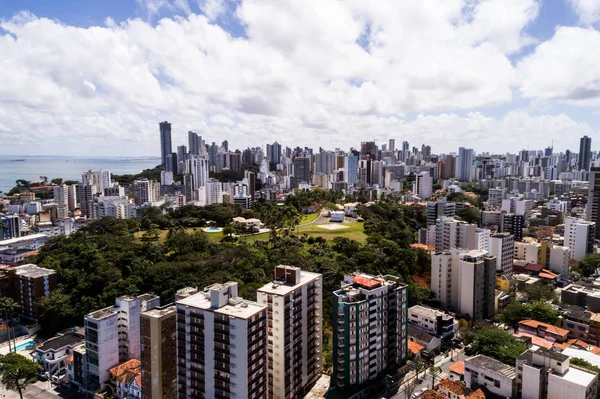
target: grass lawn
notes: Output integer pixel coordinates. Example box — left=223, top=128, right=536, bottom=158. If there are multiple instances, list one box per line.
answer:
left=300, top=212, right=321, bottom=225
left=297, top=221, right=367, bottom=243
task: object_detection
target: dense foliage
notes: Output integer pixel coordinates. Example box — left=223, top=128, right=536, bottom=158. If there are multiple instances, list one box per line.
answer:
left=34, top=199, right=430, bottom=370
left=0, top=353, right=42, bottom=398
left=502, top=301, right=559, bottom=329
left=463, top=325, right=527, bottom=365
left=577, top=253, right=600, bottom=277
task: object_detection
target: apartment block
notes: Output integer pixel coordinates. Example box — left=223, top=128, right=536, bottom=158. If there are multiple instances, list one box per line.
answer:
left=502, top=213, right=525, bottom=241
left=7, top=264, right=57, bottom=321
left=431, top=250, right=496, bottom=321
left=141, top=304, right=177, bottom=399
left=514, top=241, right=541, bottom=263
left=516, top=346, right=597, bottom=399
left=84, top=294, right=159, bottom=389
left=426, top=199, right=456, bottom=226
left=562, top=284, right=600, bottom=313
left=464, top=354, right=516, bottom=398
left=489, top=233, right=515, bottom=274
left=176, top=282, right=268, bottom=399
left=434, top=217, right=487, bottom=252
left=257, top=265, right=323, bottom=399
left=408, top=305, right=457, bottom=341
left=564, top=217, right=596, bottom=261
left=332, top=273, right=408, bottom=389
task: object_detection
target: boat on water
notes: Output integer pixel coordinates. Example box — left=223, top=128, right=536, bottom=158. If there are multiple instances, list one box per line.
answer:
left=9, top=159, right=25, bottom=162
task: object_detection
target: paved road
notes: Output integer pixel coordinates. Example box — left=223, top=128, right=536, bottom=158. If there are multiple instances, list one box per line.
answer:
left=0, top=381, right=85, bottom=399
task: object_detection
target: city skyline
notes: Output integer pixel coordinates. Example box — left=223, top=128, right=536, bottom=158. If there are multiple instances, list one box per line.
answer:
left=0, top=0, right=600, bottom=156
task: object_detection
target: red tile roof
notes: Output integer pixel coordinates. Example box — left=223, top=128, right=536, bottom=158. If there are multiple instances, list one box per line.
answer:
left=408, top=340, right=425, bottom=355
left=420, top=390, right=449, bottom=399
left=438, top=378, right=469, bottom=396
left=467, top=389, right=486, bottom=399
left=448, top=361, right=465, bottom=376
left=352, top=275, right=381, bottom=288
left=519, top=319, right=569, bottom=336
left=513, top=332, right=554, bottom=349
left=108, top=359, right=141, bottom=385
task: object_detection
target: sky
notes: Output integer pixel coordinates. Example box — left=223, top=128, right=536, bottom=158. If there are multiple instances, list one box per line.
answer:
left=1, top=0, right=600, bottom=157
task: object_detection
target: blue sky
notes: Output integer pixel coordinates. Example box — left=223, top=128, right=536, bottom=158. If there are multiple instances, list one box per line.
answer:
left=0, top=0, right=599, bottom=156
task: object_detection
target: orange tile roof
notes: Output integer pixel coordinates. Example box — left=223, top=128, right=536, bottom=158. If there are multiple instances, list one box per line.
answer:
left=108, top=359, right=141, bottom=384
left=420, top=390, right=449, bottom=399
left=448, top=361, right=465, bottom=375
left=513, top=332, right=554, bottom=349
left=408, top=340, right=425, bottom=355
left=438, top=378, right=468, bottom=396
left=411, top=243, right=435, bottom=251
left=519, top=319, right=569, bottom=336
left=352, top=275, right=381, bottom=288
left=553, top=342, right=570, bottom=350
left=467, top=388, right=486, bottom=399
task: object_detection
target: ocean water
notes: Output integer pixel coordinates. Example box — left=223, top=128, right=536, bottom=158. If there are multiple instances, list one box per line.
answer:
left=0, top=155, right=161, bottom=194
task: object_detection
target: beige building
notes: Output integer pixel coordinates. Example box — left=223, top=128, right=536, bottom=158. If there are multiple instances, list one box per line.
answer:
left=257, top=265, right=323, bottom=399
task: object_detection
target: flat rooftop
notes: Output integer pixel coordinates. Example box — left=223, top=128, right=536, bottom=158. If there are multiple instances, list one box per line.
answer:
left=141, top=304, right=176, bottom=318
left=559, top=366, right=597, bottom=386
left=86, top=306, right=118, bottom=321
left=177, top=289, right=265, bottom=320
left=466, top=355, right=516, bottom=380
left=258, top=270, right=321, bottom=296
left=409, top=305, right=452, bottom=320
left=12, top=264, right=56, bottom=278
left=0, top=234, right=49, bottom=247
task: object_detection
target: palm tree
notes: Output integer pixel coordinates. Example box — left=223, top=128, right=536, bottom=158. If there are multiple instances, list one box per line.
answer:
left=0, top=298, right=21, bottom=352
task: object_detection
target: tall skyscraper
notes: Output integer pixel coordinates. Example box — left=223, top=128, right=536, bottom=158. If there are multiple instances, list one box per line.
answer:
left=456, top=147, right=474, bottom=181
left=344, top=154, right=359, bottom=185
left=579, top=135, right=592, bottom=172
left=176, top=283, right=268, bottom=399
left=266, top=141, right=282, bottom=164
left=159, top=121, right=172, bottom=166
left=389, top=139, right=396, bottom=152
left=257, top=266, right=323, bottom=399
left=188, top=131, right=201, bottom=156
left=292, top=156, right=311, bottom=188
left=332, top=273, right=407, bottom=389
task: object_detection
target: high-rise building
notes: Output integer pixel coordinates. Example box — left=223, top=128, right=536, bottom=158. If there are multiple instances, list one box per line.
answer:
left=84, top=294, right=160, bottom=390
left=292, top=157, right=311, bottom=189
left=189, top=156, right=209, bottom=190
left=176, top=282, right=268, bottom=399
left=426, top=199, right=457, bottom=226
left=564, top=217, right=596, bottom=261
left=159, top=121, right=172, bottom=166
left=413, top=171, right=433, bottom=199
left=77, top=183, right=97, bottom=219
left=579, top=135, right=592, bottom=172
left=140, top=304, right=177, bottom=399
left=266, top=141, right=282, bottom=164
left=244, top=170, right=256, bottom=203
left=434, top=217, right=487, bottom=252
left=389, top=139, right=396, bottom=152
left=488, top=233, right=515, bottom=274
left=360, top=141, right=378, bottom=159
left=134, top=179, right=156, bottom=205
left=314, top=151, right=335, bottom=175
left=344, top=154, right=359, bottom=185
left=257, top=265, right=323, bottom=399
left=431, top=250, right=496, bottom=320
left=438, top=155, right=456, bottom=179
left=0, top=214, right=20, bottom=240
left=502, top=213, right=524, bottom=241
left=188, top=131, right=201, bottom=156
left=166, top=152, right=178, bottom=173
left=587, top=167, right=600, bottom=239
left=332, top=273, right=407, bottom=389
left=456, top=147, right=474, bottom=181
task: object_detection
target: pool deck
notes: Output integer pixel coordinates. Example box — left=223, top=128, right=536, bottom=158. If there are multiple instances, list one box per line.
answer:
left=0, top=336, right=35, bottom=356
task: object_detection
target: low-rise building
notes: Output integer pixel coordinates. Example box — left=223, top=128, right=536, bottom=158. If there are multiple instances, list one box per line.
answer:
left=33, top=330, right=84, bottom=379
left=562, top=284, right=600, bottom=313
left=437, top=377, right=486, bottom=399
left=408, top=305, right=457, bottom=341
left=231, top=216, right=262, bottom=232
left=516, top=346, right=598, bottom=399
left=562, top=307, right=594, bottom=341
left=108, top=359, right=142, bottom=399
left=464, top=354, right=516, bottom=398
left=518, top=320, right=569, bottom=343
left=330, top=210, right=345, bottom=222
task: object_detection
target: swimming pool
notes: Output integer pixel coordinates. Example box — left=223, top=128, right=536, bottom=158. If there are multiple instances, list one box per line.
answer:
left=206, top=227, right=221, bottom=232
left=14, top=339, right=34, bottom=352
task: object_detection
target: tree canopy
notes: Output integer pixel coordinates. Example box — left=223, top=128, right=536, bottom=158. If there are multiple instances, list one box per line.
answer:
left=502, top=301, right=559, bottom=330
left=463, top=325, right=527, bottom=365
left=578, top=253, right=600, bottom=277
left=0, top=353, right=42, bottom=399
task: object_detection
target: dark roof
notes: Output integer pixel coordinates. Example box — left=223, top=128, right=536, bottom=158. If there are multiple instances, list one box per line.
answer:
left=36, top=333, right=83, bottom=352
left=466, top=355, right=516, bottom=379
left=408, top=325, right=437, bottom=345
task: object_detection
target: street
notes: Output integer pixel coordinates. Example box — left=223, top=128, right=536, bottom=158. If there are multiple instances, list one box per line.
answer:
left=0, top=381, right=85, bottom=399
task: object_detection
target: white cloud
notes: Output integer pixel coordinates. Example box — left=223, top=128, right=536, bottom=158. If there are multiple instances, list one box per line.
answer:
left=517, top=26, right=600, bottom=105
left=0, top=1, right=596, bottom=156
left=569, top=0, right=600, bottom=25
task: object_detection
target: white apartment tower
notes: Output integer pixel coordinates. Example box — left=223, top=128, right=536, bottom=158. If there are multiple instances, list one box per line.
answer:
left=413, top=171, right=433, bottom=200
left=176, top=282, right=268, bottom=399
left=257, top=266, right=323, bottom=399
left=489, top=233, right=515, bottom=274
left=564, top=217, right=596, bottom=261
left=84, top=294, right=159, bottom=389
left=332, top=273, right=408, bottom=389
left=435, top=217, right=489, bottom=252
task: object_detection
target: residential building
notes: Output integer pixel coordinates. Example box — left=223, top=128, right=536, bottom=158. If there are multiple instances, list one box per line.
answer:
left=344, top=154, right=359, bottom=185
left=514, top=241, right=541, bottom=264
left=548, top=245, right=570, bottom=277
left=436, top=378, right=485, bottom=399
left=502, top=213, right=525, bottom=241
left=489, top=233, right=515, bottom=274
left=188, top=131, right=201, bottom=156
left=267, top=141, right=282, bottom=164
left=564, top=217, right=596, bottom=261
left=413, top=171, right=432, bottom=200
left=562, top=284, right=600, bottom=313
left=434, top=217, right=488, bottom=252
left=33, top=330, right=84, bottom=379
left=426, top=198, right=456, bottom=226
left=292, top=157, right=311, bottom=189
left=8, top=264, right=57, bottom=321
left=0, top=234, right=49, bottom=265
left=159, top=121, right=172, bottom=166
left=84, top=294, right=159, bottom=389
left=587, top=167, right=600, bottom=239
left=257, top=266, right=323, bottom=399
left=464, top=354, right=516, bottom=398
left=176, top=282, right=268, bottom=399
left=456, top=147, right=474, bottom=181
left=140, top=304, right=176, bottom=399
left=518, top=320, right=569, bottom=343
left=431, top=250, right=496, bottom=320
left=562, top=307, right=594, bottom=341
left=332, top=273, right=408, bottom=389
left=134, top=179, right=158, bottom=205
left=488, top=187, right=506, bottom=208
left=408, top=305, right=457, bottom=341
left=0, top=213, right=20, bottom=241
left=516, top=346, right=597, bottom=399
left=108, top=359, right=142, bottom=399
